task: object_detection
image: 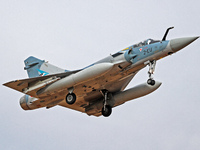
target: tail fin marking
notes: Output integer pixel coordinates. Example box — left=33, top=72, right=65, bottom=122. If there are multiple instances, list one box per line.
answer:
left=24, top=56, right=65, bottom=78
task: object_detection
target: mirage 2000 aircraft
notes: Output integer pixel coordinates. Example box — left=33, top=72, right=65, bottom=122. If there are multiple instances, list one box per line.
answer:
left=3, top=27, right=199, bottom=117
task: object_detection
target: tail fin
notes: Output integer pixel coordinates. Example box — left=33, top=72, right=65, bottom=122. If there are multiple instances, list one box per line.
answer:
left=24, top=56, right=66, bottom=78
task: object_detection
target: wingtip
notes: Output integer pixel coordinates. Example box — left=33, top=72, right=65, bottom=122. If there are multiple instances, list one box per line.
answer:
left=2, top=82, right=8, bottom=86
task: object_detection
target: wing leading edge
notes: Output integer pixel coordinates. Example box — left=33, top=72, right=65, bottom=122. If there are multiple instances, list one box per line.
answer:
left=3, top=70, right=81, bottom=98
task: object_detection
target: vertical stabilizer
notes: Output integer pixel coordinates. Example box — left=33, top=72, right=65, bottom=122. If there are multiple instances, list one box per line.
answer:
left=24, top=56, right=66, bottom=78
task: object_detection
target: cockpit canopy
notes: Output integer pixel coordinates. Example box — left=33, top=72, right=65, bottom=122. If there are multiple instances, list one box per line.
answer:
left=133, top=39, right=160, bottom=48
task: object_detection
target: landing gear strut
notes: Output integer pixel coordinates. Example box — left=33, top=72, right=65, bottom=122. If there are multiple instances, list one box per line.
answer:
left=147, top=60, right=156, bottom=86
left=100, top=90, right=112, bottom=117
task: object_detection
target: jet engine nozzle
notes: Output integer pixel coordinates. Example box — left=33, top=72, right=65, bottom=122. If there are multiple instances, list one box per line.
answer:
left=19, top=95, right=38, bottom=110
left=170, top=36, right=199, bottom=52
left=20, top=95, right=30, bottom=110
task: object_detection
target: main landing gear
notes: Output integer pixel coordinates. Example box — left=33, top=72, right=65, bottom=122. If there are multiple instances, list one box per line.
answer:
left=101, top=90, right=112, bottom=117
left=65, top=87, right=76, bottom=104
left=147, top=60, right=156, bottom=86
left=66, top=93, right=76, bottom=104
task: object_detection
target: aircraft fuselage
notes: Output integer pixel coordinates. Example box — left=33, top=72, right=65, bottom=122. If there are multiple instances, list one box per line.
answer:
left=4, top=27, right=199, bottom=117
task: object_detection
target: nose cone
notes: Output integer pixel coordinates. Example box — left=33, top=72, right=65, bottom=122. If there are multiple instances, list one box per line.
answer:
left=170, top=36, right=199, bottom=52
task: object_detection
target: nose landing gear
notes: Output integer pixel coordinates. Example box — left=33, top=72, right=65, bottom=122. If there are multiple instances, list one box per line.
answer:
left=147, top=60, right=156, bottom=86
left=147, top=78, right=155, bottom=86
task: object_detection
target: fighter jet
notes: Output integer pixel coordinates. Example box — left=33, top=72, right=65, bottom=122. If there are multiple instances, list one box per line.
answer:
left=3, top=27, right=199, bottom=117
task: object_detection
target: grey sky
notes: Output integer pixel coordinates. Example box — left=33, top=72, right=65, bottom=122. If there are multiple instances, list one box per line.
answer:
left=1, top=0, right=200, bottom=150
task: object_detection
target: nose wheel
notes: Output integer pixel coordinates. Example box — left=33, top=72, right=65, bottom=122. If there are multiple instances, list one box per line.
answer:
left=147, top=60, right=156, bottom=86
left=147, top=79, right=155, bottom=86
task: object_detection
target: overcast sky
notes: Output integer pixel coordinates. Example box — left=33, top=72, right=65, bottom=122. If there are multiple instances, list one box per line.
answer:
left=1, top=0, right=200, bottom=150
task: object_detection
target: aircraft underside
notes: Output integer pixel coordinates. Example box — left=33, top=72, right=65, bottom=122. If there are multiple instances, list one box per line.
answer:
left=3, top=27, right=199, bottom=117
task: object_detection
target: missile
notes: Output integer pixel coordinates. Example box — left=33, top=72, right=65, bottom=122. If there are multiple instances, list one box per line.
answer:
left=37, top=63, right=114, bottom=96
left=85, top=81, right=162, bottom=116
left=22, top=76, right=60, bottom=94
left=21, top=81, right=161, bottom=114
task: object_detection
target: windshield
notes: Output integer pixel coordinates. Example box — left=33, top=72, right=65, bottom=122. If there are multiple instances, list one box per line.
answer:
left=133, top=39, right=160, bottom=48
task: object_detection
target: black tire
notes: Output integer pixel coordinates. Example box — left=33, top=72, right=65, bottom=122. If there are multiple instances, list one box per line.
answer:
left=66, top=93, right=76, bottom=105
left=147, top=79, right=152, bottom=85
left=151, top=80, right=155, bottom=86
left=102, top=105, right=112, bottom=117
left=147, top=79, right=155, bottom=86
